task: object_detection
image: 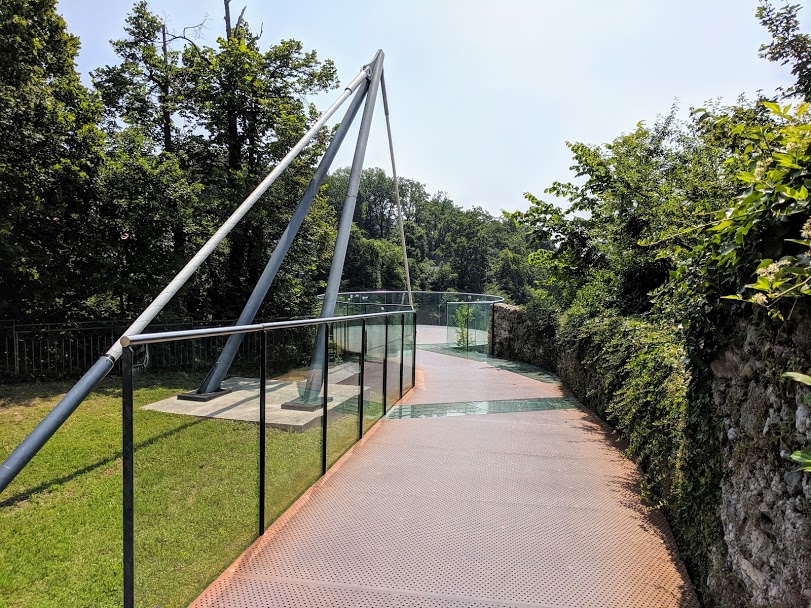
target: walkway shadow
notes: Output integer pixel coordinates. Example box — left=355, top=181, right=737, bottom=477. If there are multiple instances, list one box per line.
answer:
left=567, top=406, right=699, bottom=607
left=1, top=415, right=208, bottom=508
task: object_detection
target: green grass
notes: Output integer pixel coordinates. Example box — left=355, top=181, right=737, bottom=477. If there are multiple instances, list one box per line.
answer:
left=0, top=374, right=377, bottom=608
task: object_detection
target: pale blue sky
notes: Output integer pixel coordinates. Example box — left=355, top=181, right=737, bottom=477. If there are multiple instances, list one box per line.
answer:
left=59, top=0, right=792, bottom=215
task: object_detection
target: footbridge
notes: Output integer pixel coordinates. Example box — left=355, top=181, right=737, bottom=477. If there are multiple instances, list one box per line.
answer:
left=113, top=292, right=698, bottom=607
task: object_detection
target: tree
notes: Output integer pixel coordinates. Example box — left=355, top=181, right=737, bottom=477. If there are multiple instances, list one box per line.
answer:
left=90, top=129, right=203, bottom=318
left=324, top=166, right=538, bottom=297
left=515, top=108, right=734, bottom=315
left=178, top=8, right=338, bottom=317
left=86, top=1, right=342, bottom=321
left=757, top=1, right=811, bottom=100
left=92, top=0, right=186, bottom=151
left=488, top=248, right=531, bottom=304
left=180, top=17, right=337, bottom=186
left=0, top=0, right=105, bottom=320
left=325, top=167, right=430, bottom=240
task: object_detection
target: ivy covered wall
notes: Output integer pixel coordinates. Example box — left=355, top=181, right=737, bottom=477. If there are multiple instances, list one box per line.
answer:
left=494, top=303, right=811, bottom=607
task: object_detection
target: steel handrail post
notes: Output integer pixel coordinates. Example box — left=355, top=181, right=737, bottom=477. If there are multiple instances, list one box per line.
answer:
left=259, top=333, right=266, bottom=535
left=412, top=313, right=417, bottom=388
left=399, top=313, right=404, bottom=400
left=466, top=303, right=471, bottom=351
left=321, top=324, right=330, bottom=475
left=359, top=319, right=366, bottom=439
left=122, top=347, right=134, bottom=608
left=382, top=318, right=389, bottom=415
left=13, top=321, right=19, bottom=376
left=490, top=304, right=495, bottom=356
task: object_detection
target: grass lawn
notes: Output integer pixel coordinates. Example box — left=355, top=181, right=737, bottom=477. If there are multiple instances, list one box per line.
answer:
left=0, top=373, right=374, bottom=608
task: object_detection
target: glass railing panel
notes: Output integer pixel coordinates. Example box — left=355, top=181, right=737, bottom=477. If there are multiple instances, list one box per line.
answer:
left=445, top=302, right=494, bottom=353
left=414, top=291, right=444, bottom=326
left=133, top=334, right=260, bottom=608
left=386, top=316, right=403, bottom=406
left=446, top=301, right=468, bottom=349
left=403, top=313, right=414, bottom=393
left=469, top=302, right=490, bottom=352
left=326, top=320, right=362, bottom=468
left=263, top=326, right=322, bottom=529
left=326, top=291, right=503, bottom=355
left=329, top=291, right=502, bottom=335
left=363, top=317, right=385, bottom=433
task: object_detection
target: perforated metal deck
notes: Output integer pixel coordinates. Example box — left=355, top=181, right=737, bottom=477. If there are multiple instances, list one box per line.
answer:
left=191, top=347, right=698, bottom=608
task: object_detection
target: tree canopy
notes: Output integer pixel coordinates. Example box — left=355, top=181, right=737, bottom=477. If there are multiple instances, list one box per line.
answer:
left=0, top=0, right=536, bottom=324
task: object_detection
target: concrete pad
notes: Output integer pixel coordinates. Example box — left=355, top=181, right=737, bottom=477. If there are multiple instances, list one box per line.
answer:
left=142, top=369, right=362, bottom=432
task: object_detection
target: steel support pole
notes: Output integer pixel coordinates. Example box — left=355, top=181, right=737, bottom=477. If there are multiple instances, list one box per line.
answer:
left=399, top=313, right=404, bottom=400
left=0, top=354, right=115, bottom=493
left=107, top=67, right=369, bottom=365
left=197, top=76, right=372, bottom=395
left=321, top=51, right=384, bottom=320
left=381, top=72, right=413, bottom=309
left=304, top=50, right=384, bottom=399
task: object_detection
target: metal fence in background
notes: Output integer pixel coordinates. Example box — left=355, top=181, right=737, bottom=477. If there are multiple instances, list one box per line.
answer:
left=0, top=319, right=294, bottom=381
left=1, top=291, right=504, bottom=382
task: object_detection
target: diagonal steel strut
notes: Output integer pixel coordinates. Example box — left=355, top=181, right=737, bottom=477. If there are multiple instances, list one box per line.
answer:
left=195, top=68, right=374, bottom=396
left=301, top=49, right=386, bottom=400
left=0, top=58, right=376, bottom=496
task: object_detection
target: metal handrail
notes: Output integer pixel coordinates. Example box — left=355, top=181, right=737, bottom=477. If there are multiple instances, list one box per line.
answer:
left=122, top=309, right=412, bottom=346
left=331, top=290, right=505, bottom=303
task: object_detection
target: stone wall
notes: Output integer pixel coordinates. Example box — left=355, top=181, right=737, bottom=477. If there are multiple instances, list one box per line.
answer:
left=492, top=303, right=811, bottom=607
left=492, top=303, right=555, bottom=369
left=710, top=318, right=811, bottom=607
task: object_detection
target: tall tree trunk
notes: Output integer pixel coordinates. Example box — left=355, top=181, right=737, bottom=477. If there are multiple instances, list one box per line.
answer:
left=224, top=0, right=232, bottom=39
left=223, top=0, right=241, bottom=179
left=160, top=24, right=173, bottom=153
left=227, top=103, right=241, bottom=174
left=247, top=106, right=257, bottom=175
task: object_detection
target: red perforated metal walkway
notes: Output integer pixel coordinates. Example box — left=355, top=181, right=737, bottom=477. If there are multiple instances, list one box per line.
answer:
left=191, top=348, right=698, bottom=608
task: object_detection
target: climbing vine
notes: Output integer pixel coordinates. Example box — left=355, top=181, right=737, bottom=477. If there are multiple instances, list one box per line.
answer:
left=696, top=103, right=811, bottom=318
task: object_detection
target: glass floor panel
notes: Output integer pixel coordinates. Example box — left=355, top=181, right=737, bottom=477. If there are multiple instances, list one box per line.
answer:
left=386, top=397, right=579, bottom=420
